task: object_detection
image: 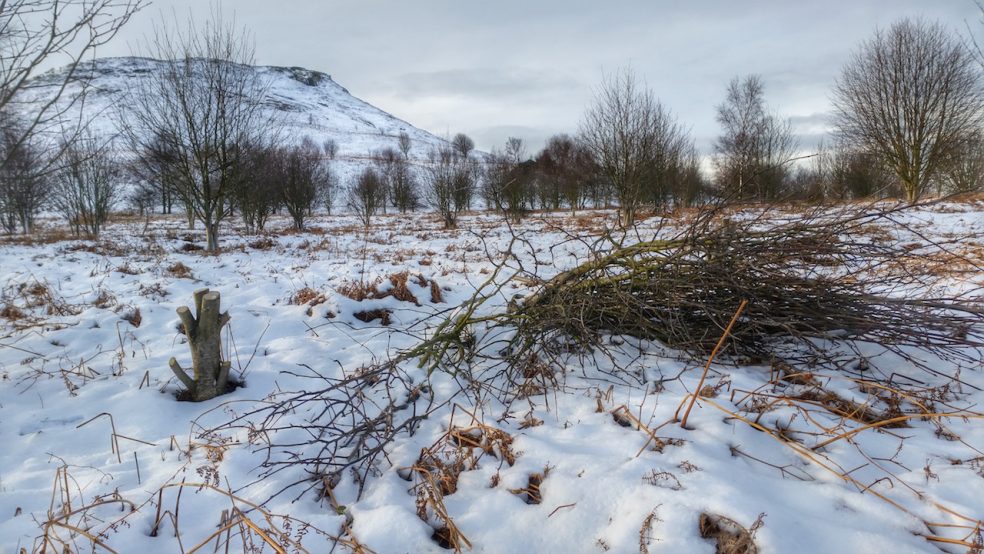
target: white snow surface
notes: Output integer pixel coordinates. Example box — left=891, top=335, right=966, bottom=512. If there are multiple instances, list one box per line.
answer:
left=0, top=202, right=982, bottom=553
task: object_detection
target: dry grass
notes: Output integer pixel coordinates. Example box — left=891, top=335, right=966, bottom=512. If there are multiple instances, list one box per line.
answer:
left=639, top=508, right=661, bottom=554
left=509, top=466, right=550, bottom=505
left=386, top=272, right=420, bottom=305
left=119, top=307, right=142, bottom=328
left=166, top=261, right=193, bottom=279
left=291, top=287, right=325, bottom=306
left=407, top=411, right=516, bottom=552
left=353, top=309, right=392, bottom=325
left=0, top=304, right=25, bottom=321
left=698, top=512, right=764, bottom=554
left=337, top=272, right=444, bottom=307
left=115, top=262, right=142, bottom=275
left=1, top=228, right=76, bottom=246
left=1, top=279, right=84, bottom=329
left=249, top=236, right=277, bottom=250
left=430, top=280, right=444, bottom=303
left=337, top=278, right=382, bottom=302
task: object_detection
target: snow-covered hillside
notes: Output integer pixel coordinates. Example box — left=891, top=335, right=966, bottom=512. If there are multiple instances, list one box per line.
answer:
left=20, top=57, right=452, bottom=180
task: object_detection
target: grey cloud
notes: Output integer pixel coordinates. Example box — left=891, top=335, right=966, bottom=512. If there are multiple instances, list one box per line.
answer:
left=386, top=68, right=581, bottom=101
left=96, top=0, right=979, bottom=152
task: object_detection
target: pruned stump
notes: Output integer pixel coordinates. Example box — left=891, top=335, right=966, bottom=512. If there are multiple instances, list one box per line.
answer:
left=169, top=288, right=232, bottom=401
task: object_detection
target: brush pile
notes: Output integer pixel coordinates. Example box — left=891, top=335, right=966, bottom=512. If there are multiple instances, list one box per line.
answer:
left=511, top=203, right=984, bottom=368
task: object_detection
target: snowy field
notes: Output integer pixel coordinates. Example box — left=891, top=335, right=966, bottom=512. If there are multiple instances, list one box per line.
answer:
left=1, top=201, right=983, bottom=553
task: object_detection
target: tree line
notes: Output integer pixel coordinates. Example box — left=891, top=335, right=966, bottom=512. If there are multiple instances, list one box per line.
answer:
left=2, top=4, right=984, bottom=247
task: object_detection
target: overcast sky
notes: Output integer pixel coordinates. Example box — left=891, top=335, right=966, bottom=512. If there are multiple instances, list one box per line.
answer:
left=100, top=0, right=980, bottom=153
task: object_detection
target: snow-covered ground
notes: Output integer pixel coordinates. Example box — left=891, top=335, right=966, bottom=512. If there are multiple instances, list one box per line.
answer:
left=0, top=202, right=982, bottom=553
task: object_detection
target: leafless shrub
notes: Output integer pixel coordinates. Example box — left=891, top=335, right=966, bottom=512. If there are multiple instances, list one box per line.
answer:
left=424, top=146, right=475, bottom=229
left=280, top=137, right=330, bottom=231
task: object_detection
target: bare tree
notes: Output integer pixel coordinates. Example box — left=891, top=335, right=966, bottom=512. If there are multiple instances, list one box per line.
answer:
left=232, top=143, right=280, bottom=234
left=674, top=144, right=706, bottom=207
left=323, top=138, right=338, bottom=160
left=504, top=137, right=525, bottom=164
left=51, top=131, right=119, bottom=236
left=714, top=75, right=796, bottom=201
left=128, top=131, right=179, bottom=215
left=321, top=164, right=339, bottom=215
left=535, top=134, right=596, bottom=213
left=452, top=133, right=475, bottom=159
left=425, top=146, right=473, bottom=229
left=373, top=147, right=402, bottom=214
left=811, top=139, right=895, bottom=201
left=580, top=69, right=689, bottom=226
left=348, top=167, right=383, bottom=228
left=0, top=0, right=143, bottom=175
left=281, top=137, right=328, bottom=231
left=123, top=11, right=274, bottom=252
left=398, top=131, right=412, bottom=160
left=390, top=157, right=419, bottom=213
left=940, top=131, right=984, bottom=194
left=833, top=18, right=982, bottom=203
left=0, top=118, right=46, bottom=233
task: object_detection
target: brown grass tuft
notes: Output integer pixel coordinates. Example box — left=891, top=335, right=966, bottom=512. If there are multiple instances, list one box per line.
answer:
left=337, top=278, right=382, bottom=302
left=430, top=280, right=444, bottom=303
left=386, top=271, right=419, bottom=305
left=510, top=466, right=550, bottom=505
left=166, top=262, right=194, bottom=279
left=292, top=287, right=325, bottom=306
left=115, top=262, right=142, bottom=275
left=353, top=309, right=392, bottom=325
left=698, top=512, right=763, bottom=554
left=249, top=236, right=276, bottom=250
left=120, top=307, right=142, bottom=328
left=1, top=304, right=25, bottom=320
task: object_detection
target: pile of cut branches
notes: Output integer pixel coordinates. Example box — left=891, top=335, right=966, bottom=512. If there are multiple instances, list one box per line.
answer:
left=509, top=203, right=984, bottom=369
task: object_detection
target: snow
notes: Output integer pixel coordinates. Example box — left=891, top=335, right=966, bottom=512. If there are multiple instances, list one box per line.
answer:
left=0, top=202, right=982, bottom=553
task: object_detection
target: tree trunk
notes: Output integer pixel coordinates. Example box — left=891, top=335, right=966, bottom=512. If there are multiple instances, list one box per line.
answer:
left=620, top=206, right=635, bottom=228
left=205, top=221, right=219, bottom=252
left=169, top=289, right=231, bottom=401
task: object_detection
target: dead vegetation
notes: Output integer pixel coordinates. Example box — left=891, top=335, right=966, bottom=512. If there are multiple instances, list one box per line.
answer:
left=32, top=449, right=369, bottom=553
left=698, top=512, right=765, bottom=554
left=166, top=261, right=194, bottom=279
left=336, top=271, right=444, bottom=306
left=192, top=200, right=983, bottom=552
left=512, top=203, right=984, bottom=370
left=407, top=411, right=516, bottom=551
left=0, top=279, right=85, bottom=329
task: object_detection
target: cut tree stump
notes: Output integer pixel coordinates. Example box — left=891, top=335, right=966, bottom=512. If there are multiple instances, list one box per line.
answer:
left=169, top=288, right=232, bottom=401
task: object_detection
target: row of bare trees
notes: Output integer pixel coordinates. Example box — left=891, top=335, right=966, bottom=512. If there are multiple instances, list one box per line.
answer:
left=0, top=0, right=143, bottom=234
left=574, top=17, right=984, bottom=224
left=5, top=3, right=984, bottom=243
